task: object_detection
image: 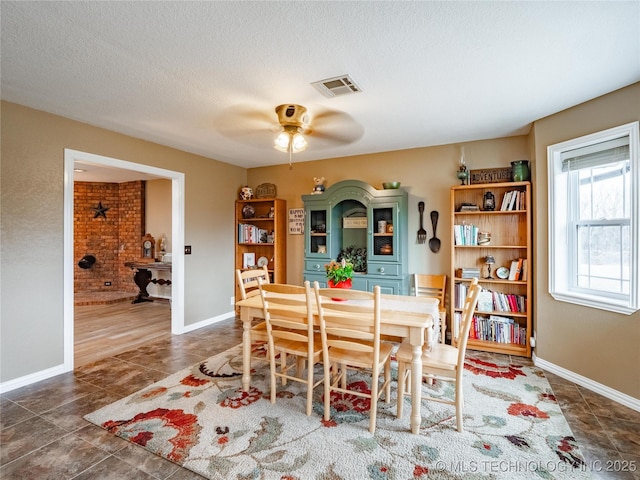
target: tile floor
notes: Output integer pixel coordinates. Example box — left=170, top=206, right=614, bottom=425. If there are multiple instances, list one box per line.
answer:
left=1, top=318, right=639, bottom=479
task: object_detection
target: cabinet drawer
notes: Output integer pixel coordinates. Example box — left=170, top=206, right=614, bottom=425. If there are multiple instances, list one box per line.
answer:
left=367, top=262, right=400, bottom=276
left=367, top=278, right=402, bottom=295
left=305, top=260, right=327, bottom=273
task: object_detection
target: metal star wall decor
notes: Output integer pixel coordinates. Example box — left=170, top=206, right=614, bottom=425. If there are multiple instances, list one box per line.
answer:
left=93, top=201, right=110, bottom=219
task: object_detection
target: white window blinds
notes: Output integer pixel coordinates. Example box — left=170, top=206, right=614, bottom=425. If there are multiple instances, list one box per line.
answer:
left=561, top=136, right=629, bottom=172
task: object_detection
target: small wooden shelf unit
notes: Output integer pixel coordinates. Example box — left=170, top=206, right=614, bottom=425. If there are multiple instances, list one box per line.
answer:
left=235, top=198, right=286, bottom=308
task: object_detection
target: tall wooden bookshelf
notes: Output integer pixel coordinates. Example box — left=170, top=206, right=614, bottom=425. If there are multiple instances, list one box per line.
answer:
left=235, top=198, right=286, bottom=308
left=450, top=181, right=532, bottom=357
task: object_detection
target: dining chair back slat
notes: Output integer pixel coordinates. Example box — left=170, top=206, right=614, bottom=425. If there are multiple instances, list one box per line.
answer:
left=413, top=273, right=447, bottom=343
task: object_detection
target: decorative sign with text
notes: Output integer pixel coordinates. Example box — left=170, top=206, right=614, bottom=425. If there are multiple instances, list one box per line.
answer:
left=470, top=167, right=512, bottom=184
left=288, top=208, right=305, bottom=234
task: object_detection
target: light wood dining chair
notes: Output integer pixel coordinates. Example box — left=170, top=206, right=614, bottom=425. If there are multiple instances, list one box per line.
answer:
left=414, top=273, right=448, bottom=344
left=258, top=281, right=323, bottom=416
left=397, top=277, right=480, bottom=432
left=237, top=265, right=270, bottom=300
left=236, top=266, right=271, bottom=358
left=314, top=283, right=393, bottom=433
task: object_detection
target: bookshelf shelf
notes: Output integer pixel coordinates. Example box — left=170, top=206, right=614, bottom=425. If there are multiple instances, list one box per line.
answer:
left=450, top=181, right=532, bottom=357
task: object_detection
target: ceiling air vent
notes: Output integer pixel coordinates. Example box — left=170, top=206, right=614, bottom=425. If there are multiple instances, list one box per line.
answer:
left=311, top=75, right=362, bottom=98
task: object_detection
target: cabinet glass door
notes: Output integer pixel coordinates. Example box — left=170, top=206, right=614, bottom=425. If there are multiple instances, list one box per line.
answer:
left=306, top=208, right=330, bottom=258
left=369, top=203, right=399, bottom=262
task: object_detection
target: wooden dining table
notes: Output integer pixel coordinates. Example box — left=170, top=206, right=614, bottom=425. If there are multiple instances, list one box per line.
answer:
left=235, top=293, right=439, bottom=434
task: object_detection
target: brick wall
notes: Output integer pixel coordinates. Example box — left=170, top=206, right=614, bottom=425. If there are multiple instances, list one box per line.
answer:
left=74, top=181, right=145, bottom=294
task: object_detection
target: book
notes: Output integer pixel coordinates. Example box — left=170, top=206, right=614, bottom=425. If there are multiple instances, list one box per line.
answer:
left=242, top=252, right=256, bottom=269
left=477, top=290, right=494, bottom=312
left=508, top=260, right=520, bottom=281
left=508, top=190, right=519, bottom=210
left=521, top=259, right=528, bottom=281
left=500, top=191, right=512, bottom=211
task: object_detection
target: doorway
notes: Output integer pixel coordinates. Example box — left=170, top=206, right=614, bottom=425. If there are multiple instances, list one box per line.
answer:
left=63, top=149, right=185, bottom=371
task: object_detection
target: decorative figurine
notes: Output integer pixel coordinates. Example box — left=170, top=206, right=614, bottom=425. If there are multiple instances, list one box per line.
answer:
left=240, top=185, right=253, bottom=200
left=311, top=176, right=326, bottom=194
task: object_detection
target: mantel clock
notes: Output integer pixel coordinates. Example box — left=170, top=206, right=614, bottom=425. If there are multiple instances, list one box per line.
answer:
left=140, top=233, right=156, bottom=262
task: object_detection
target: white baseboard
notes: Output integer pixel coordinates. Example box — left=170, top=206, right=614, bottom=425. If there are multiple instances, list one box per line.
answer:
left=534, top=354, right=640, bottom=413
left=0, top=364, right=68, bottom=394
left=179, top=310, right=236, bottom=334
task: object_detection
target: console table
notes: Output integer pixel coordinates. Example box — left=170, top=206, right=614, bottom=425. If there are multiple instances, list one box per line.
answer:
left=124, top=262, right=172, bottom=303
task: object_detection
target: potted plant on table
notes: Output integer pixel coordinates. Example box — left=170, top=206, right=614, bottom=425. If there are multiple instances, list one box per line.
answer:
left=325, top=258, right=354, bottom=289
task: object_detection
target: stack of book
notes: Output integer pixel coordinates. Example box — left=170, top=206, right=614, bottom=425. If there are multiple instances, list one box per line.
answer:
left=508, top=258, right=528, bottom=281
left=454, top=282, right=469, bottom=309
left=238, top=224, right=270, bottom=244
left=459, top=204, right=479, bottom=212
left=453, top=224, right=479, bottom=245
left=500, top=189, right=526, bottom=211
left=453, top=279, right=481, bottom=310
left=455, top=269, right=480, bottom=284
left=460, top=268, right=480, bottom=278
left=476, top=288, right=527, bottom=313
left=453, top=313, right=527, bottom=345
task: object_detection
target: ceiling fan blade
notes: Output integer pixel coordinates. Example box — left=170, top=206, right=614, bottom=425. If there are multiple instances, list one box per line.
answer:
left=307, top=108, right=364, bottom=147
left=310, top=128, right=363, bottom=146
left=214, top=104, right=280, bottom=141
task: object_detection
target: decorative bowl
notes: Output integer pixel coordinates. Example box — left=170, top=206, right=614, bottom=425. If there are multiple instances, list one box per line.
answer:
left=382, top=181, right=401, bottom=189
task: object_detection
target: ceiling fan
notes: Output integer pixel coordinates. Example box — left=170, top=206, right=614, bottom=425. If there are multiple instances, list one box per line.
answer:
left=215, top=103, right=364, bottom=168
left=273, top=104, right=310, bottom=157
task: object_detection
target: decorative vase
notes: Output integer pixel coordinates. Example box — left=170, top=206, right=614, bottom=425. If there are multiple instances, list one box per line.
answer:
left=327, top=278, right=352, bottom=301
left=511, top=160, right=530, bottom=182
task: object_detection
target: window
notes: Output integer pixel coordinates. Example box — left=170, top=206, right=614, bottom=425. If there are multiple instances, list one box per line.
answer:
left=548, top=122, right=639, bottom=314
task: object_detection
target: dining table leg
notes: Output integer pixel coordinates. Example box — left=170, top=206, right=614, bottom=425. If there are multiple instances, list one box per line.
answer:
left=410, top=329, right=424, bottom=434
left=241, top=308, right=252, bottom=392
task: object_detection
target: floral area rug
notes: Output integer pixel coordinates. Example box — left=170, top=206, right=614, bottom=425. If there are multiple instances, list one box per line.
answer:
left=84, top=344, right=591, bottom=480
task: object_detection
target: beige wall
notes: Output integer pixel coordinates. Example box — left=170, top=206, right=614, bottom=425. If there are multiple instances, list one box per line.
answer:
left=146, top=178, right=173, bottom=297
left=1, top=101, right=246, bottom=383
left=146, top=178, right=173, bottom=255
left=531, top=82, right=640, bottom=399
left=247, top=137, right=530, bottom=287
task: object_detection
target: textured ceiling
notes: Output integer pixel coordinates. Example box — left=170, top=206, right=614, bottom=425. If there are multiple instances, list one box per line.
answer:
left=2, top=1, right=639, bottom=170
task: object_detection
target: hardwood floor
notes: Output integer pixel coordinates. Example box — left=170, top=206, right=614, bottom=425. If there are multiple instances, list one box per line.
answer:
left=74, top=300, right=171, bottom=367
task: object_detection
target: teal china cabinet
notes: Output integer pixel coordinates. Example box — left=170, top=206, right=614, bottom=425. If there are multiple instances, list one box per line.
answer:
left=302, top=180, right=409, bottom=294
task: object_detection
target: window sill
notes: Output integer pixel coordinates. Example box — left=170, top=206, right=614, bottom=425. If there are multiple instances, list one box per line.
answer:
left=550, top=291, right=637, bottom=315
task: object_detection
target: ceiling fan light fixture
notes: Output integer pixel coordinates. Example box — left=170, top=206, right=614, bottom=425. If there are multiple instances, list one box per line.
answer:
left=291, top=131, right=307, bottom=152
left=273, top=125, right=307, bottom=153
left=274, top=131, right=291, bottom=152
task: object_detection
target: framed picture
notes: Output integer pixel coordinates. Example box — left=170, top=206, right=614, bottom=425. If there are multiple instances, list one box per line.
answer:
left=243, top=253, right=256, bottom=269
